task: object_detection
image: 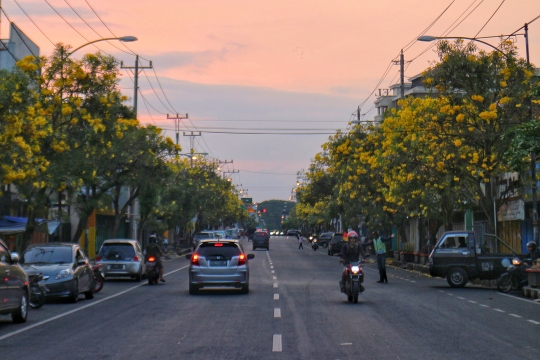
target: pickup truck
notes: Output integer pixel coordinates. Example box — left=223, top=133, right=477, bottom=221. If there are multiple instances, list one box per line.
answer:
left=429, top=230, right=523, bottom=288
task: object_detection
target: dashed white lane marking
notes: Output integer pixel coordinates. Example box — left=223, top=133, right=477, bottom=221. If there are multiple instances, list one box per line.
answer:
left=493, top=308, right=505, bottom=313
left=273, top=276, right=277, bottom=280
left=479, top=304, right=490, bottom=308
left=273, top=334, right=282, bottom=352
left=438, top=290, right=445, bottom=293
left=273, top=283, right=278, bottom=288
left=274, top=294, right=279, bottom=300
left=447, top=293, right=453, bottom=296
left=340, top=343, right=352, bottom=346
left=270, top=266, right=274, bottom=269
left=271, top=270, right=275, bottom=273
left=457, top=297, right=465, bottom=300
left=510, top=314, right=522, bottom=318
left=528, top=320, right=540, bottom=325
left=274, top=308, right=281, bottom=318
left=468, top=300, right=477, bottom=304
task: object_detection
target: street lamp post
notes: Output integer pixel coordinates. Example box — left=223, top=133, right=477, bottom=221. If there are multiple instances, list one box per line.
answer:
left=418, top=24, right=538, bottom=245
left=66, top=36, right=138, bottom=58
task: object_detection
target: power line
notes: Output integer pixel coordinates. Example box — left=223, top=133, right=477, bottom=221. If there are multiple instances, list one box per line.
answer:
left=473, top=0, right=506, bottom=38
left=12, top=0, right=55, bottom=45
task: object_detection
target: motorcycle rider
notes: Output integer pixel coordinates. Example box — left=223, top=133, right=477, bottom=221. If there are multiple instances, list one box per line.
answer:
left=339, top=231, right=366, bottom=292
left=146, top=235, right=166, bottom=282
left=526, top=241, right=540, bottom=263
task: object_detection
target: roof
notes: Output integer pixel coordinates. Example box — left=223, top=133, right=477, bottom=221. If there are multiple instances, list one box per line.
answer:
left=101, top=239, right=139, bottom=244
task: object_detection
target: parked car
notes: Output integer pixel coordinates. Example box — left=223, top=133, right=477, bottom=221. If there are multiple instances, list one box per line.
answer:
left=328, top=233, right=345, bottom=256
left=252, top=231, right=270, bottom=250
left=429, top=231, right=524, bottom=288
left=0, top=239, right=28, bottom=323
left=193, top=232, right=215, bottom=249
left=21, top=243, right=94, bottom=303
left=318, top=232, right=333, bottom=248
left=186, top=239, right=254, bottom=294
left=286, top=230, right=299, bottom=237
left=95, top=239, right=144, bottom=281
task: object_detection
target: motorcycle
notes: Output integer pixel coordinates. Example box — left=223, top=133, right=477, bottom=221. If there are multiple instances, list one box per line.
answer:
left=497, top=257, right=528, bottom=293
left=312, top=239, right=319, bottom=251
left=340, top=261, right=364, bottom=303
left=28, top=273, right=49, bottom=309
left=145, top=255, right=160, bottom=285
left=92, top=264, right=105, bottom=293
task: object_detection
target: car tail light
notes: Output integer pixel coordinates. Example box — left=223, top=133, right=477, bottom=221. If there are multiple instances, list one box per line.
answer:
left=238, top=254, right=246, bottom=266
left=214, top=243, right=223, bottom=247
left=133, top=256, right=139, bottom=261
left=192, top=254, right=200, bottom=266
left=96, top=256, right=102, bottom=261
left=148, top=256, right=156, bottom=262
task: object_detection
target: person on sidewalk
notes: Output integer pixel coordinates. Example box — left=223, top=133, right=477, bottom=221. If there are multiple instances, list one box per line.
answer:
left=373, top=231, right=394, bottom=283
left=298, top=233, right=304, bottom=249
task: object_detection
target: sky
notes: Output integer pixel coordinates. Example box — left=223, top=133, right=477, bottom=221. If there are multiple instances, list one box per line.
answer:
left=2, top=0, right=540, bottom=202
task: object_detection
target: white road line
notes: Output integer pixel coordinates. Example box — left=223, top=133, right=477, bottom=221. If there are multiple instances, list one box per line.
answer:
left=528, top=319, right=540, bottom=325
left=273, top=283, right=278, bottom=288
left=457, top=297, right=466, bottom=300
left=274, top=308, right=281, bottom=318
left=438, top=290, right=445, bottom=293
left=271, top=270, right=275, bottom=273
left=274, top=294, right=279, bottom=300
left=497, top=291, right=540, bottom=306
left=340, top=343, right=353, bottom=346
left=0, top=265, right=189, bottom=341
left=509, top=314, right=522, bottom=318
left=479, top=304, right=490, bottom=308
left=270, top=266, right=274, bottom=269
left=273, top=334, right=282, bottom=352
left=273, top=276, right=277, bottom=280
left=493, top=308, right=505, bottom=313
left=468, top=300, right=477, bottom=304
left=447, top=293, right=453, bottom=296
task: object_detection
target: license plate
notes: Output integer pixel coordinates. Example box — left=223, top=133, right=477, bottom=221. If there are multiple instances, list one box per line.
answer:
left=109, top=264, right=124, bottom=270
left=211, top=260, right=227, bottom=266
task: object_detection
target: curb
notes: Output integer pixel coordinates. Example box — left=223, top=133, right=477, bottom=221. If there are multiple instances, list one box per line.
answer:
left=523, top=286, right=540, bottom=300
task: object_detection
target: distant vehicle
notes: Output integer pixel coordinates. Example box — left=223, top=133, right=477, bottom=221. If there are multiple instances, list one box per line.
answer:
left=246, top=228, right=257, bottom=241
left=252, top=231, right=270, bottom=251
left=286, top=230, right=299, bottom=236
left=328, top=233, right=345, bottom=256
left=95, top=239, right=145, bottom=281
left=318, top=232, right=333, bottom=248
left=186, top=239, right=254, bottom=294
left=193, top=232, right=215, bottom=249
left=0, top=239, right=28, bottom=323
left=214, top=230, right=226, bottom=239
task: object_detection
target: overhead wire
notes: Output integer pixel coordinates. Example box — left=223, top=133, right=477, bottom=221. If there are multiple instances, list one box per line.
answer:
left=0, top=8, right=39, bottom=57
left=473, top=0, right=506, bottom=38
left=12, top=0, right=55, bottom=45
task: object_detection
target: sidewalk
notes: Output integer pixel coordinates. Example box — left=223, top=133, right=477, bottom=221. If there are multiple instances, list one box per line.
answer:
left=388, top=259, right=540, bottom=300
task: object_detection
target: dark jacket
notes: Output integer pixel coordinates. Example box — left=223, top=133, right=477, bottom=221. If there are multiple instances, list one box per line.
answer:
left=146, top=243, right=164, bottom=264
left=340, top=243, right=365, bottom=264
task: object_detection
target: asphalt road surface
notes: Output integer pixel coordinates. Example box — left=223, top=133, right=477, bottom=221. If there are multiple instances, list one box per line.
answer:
left=1, top=236, right=539, bottom=359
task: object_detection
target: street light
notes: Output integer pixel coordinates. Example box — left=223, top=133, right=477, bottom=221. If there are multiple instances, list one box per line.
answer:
left=417, top=24, right=538, bottom=245
left=67, top=36, right=138, bottom=57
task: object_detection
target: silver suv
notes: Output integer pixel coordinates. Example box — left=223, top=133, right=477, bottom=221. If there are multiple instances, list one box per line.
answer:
left=96, top=239, right=144, bottom=281
left=186, top=239, right=254, bottom=294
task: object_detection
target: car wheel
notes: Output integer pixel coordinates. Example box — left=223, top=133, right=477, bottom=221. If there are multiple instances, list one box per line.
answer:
left=253, top=246, right=256, bottom=251
left=84, top=282, right=94, bottom=300
left=267, top=246, right=270, bottom=251
left=497, top=273, right=513, bottom=293
left=189, top=283, right=199, bottom=295
left=70, top=280, right=79, bottom=303
left=135, top=270, right=142, bottom=282
left=328, top=249, right=332, bottom=256
left=322, top=243, right=327, bottom=248
left=240, top=284, right=249, bottom=294
left=446, top=268, right=468, bottom=288
left=12, top=291, right=28, bottom=323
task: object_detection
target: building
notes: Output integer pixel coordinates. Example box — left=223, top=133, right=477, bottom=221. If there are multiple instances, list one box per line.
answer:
left=0, top=22, right=39, bottom=70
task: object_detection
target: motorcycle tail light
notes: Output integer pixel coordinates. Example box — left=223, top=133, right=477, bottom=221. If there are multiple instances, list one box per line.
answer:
left=192, top=254, right=200, bottom=266
left=133, top=256, right=139, bottom=261
left=148, top=256, right=156, bottom=262
left=238, top=254, right=246, bottom=266
left=96, top=256, right=102, bottom=261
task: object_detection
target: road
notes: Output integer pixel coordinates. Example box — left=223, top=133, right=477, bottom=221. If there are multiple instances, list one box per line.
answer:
left=1, top=236, right=539, bottom=359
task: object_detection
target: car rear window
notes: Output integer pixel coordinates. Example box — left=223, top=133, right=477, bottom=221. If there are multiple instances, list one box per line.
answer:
left=23, top=246, right=72, bottom=264
left=333, top=235, right=343, bottom=241
left=197, top=242, right=241, bottom=259
left=254, top=232, right=268, bottom=239
left=320, top=233, right=332, bottom=239
left=99, top=243, right=136, bottom=260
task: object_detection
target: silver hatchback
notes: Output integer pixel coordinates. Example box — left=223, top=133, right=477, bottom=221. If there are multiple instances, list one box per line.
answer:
left=186, top=239, right=254, bottom=294
left=96, top=240, right=144, bottom=281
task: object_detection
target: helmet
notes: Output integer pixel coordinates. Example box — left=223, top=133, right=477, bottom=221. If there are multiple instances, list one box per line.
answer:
left=149, top=235, right=157, bottom=243
left=526, top=241, right=537, bottom=251
left=347, top=231, right=359, bottom=239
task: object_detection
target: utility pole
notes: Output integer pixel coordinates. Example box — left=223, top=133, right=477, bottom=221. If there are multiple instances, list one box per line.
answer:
left=400, top=49, right=405, bottom=99
left=183, top=131, right=201, bottom=167
left=218, top=159, right=233, bottom=175
left=223, top=170, right=239, bottom=180
left=357, top=106, right=361, bottom=122
left=121, top=55, right=153, bottom=118
left=167, top=113, right=189, bottom=155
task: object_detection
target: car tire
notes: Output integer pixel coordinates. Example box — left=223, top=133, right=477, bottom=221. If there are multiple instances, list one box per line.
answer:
left=446, top=268, right=468, bottom=288
left=328, top=249, right=332, bottom=256
left=240, top=284, right=249, bottom=294
left=253, top=246, right=256, bottom=251
left=12, top=291, right=28, bottom=323
left=84, top=283, right=94, bottom=300
left=70, top=280, right=79, bottom=303
left=135, top=270, right=142, bottom=282
left=189, top=283, right=199, bottom=295
left=267, top=246, right=269, bottom=251
left=322, top=243, right=328, bottom=248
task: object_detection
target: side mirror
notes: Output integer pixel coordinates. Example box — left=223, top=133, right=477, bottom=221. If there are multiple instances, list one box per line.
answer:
left=185, top=254, right=192, bottom=260
left=11, top=252, right=20, bottom=263
left=247, top=254, right=255, bottom=260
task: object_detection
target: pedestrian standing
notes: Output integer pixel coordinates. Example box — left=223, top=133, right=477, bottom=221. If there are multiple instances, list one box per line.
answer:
left=297, top=233, right=303, bottom=249
left=373, top=231, right=394, bottom=283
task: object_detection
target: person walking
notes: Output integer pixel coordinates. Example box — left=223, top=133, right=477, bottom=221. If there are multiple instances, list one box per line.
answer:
left=297, top=233, right=304, bottom=249
left=373, top=231, right=394, bottom=283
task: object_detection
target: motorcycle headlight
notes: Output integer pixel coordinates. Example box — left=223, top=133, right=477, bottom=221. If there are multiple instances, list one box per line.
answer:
left=512, top=258, right=521, bottom=266
left=351, top=266, right=360, bottom=274
left=55, top=268, right=72, bottom=280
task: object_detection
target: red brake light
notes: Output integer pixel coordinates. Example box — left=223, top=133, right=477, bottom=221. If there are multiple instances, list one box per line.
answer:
left=238, top=254, right=246, bottom=266
left=133, top=256, right=139, bottom=261
left=192, top=254, right=200, bottom=266
left=214, top=243, right=223, bottom=247
left=96, top=256, right=102, bottom=261
left=148, top=256, right=156, bottom=262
